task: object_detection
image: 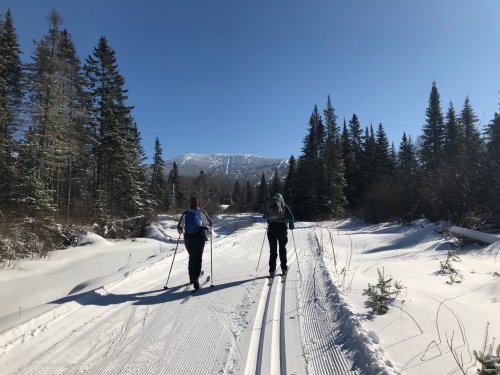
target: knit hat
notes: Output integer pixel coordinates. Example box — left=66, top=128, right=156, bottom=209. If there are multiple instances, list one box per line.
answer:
left=189, top=196, right=200, bottom=207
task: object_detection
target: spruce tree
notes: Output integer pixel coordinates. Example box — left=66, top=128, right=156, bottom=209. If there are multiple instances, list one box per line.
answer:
left=421, top=81, right=445, bottom=168
left=255, top=173, right=269, bottom=212
left=397, top=133, right=419, bottom=219
left=374, top=123, right=393, bottom=179
left=295, top=105, right=326, bottom=219
left=231, top=180, right=242, bottom=210
left=486, top=113, right=500, bottom=225
left=167, top=162, right=184, bottom=210
left=24, top=10, right=94, bottom=223
left=283, top=155, right=296, bottom=207
left=443, top=102, right=463, bottom=158
left=360, top=125, right=377, bottom=191
left=343, top=114, right=364, bottom=209
left=245, top=180, right=254, bottom=209
left=0, top=9, right=23, bottom=217
left=458, top=96, right=486, bottom=224
left=322, top=95, right=347, bottom=217
left=85, top=35, right=147, bottom=218
left=149, top=138, right=167, bottom=211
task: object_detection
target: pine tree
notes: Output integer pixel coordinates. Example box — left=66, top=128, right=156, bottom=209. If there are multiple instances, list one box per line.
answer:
left=398, top=133, right=418, bottom=176
left=343, top=114, right=364, bottom=209
left=85, top=35, right=147, bottom=218
left=374, top=123, right=393, bottom=179
left=231, top=180, right=242, bottom=210
left=397, top=133, right=419, bottom=220
left=167, top=162, right=184, bottom=210
left=283, top=155, right=296, bottom=207
left=245, top=180, right=254, bottom=208
left=24, top=10, right=94, bottom=223
left=443, top=102, right=463, bottom=158
left=485, top=113, right=500, bottom=225
left=0, top=9, right=23, bottom=217
left=255, top=173, right=269, bottom=212
left=149, top=138, right=167, bottom=211
left=361, top=125, right=377, bottom=190
left=421, top=81, right=445, bottom=168
left=294, top=105, right=326, bottom=219
left=322, top=95, right=346, bottom=217
left=457, top=96, right=486, bottom=224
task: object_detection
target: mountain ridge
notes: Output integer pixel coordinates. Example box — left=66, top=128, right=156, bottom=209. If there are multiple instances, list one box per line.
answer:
left=163, top=153, right=289, bottom=182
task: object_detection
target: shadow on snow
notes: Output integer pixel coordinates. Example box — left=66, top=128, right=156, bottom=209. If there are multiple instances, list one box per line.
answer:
left=51, top=275, right=268, bottom=308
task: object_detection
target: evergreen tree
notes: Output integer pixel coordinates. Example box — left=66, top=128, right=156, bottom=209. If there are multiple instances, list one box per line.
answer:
left=149, top=138, right=167, bottom=211
left=343, top=114, right=364, bottom=208
left=245, top=180, right=254, bottom=208
left=25, top=10, right=93, bottom=222
left=167, top=162, right=184, bottom=209
left=283, top=155, right=296, bottom=207
left=0, top=9, right=23, bottom=216
left=322, top=95, right=347, bottom=217
left=398, top=133, right=418, bottom=176
left=360, top=125, right=377, bottom=191
left=255, top=173, right=269, bottom=212
left=443, top=102, right=463, bottom=158
left=294, top=105, right=326, bottom=219
left=374, top=123, right=393, bottom=179
left=421, top=81, right=445, bottom=168
left=231, top=180, right=242, bottom=209
left=485, top=113, right=500, bottom=225
left=85, top=35, right=147, bottom=218
left=460, top=96, right=482, bottom=155
left=457, top=96, right=486, bottom=224
left=397, top=133, right=419, bottom=219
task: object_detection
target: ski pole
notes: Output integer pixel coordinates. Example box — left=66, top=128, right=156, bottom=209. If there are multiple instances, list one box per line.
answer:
left=164, top=234, right=182, bottom=289
left=291, top=229, right=301, bottom=278
left=255, top=226, right=268, bottom=272
left=210, top=225, right=214, bottom=287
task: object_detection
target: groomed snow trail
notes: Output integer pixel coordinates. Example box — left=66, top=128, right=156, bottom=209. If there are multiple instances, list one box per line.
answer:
left=0, top=220, right=358, bottom=374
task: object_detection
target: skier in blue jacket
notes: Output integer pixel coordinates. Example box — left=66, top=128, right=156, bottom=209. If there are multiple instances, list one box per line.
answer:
left=177, top=196, right=212, bottom=290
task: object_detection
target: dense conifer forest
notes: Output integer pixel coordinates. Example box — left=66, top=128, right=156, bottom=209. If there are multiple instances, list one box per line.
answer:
left=1, top=9, right=500, bottom=262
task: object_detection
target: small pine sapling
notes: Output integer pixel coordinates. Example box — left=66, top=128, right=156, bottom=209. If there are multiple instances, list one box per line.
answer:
left=363, top=268, right=405, bottom=315
left=473, top=323, right=500, bottom=374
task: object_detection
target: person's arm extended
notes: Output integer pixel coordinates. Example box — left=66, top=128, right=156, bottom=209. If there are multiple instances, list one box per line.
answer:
left=200, top=209, right=213, bottom=226
left=177, top=211, right=186, bottom=234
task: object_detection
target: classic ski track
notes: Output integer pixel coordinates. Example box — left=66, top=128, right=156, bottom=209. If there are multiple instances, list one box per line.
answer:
left=244, top=251, right=297, bottom=375
left=297, top=230, right=358, bottom=375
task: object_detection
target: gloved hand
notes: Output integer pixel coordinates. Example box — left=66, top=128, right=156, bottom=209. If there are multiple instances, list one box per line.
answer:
left=289, top=223, right=295, bottom=230
left=177, top=227, right=183, bottom=235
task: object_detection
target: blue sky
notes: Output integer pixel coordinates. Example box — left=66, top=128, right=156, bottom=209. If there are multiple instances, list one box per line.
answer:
left=2, top=1, right=500, bottom=162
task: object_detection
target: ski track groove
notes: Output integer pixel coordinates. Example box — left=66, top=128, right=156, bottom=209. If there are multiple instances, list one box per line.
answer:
left=297, top=230, right=358, bottom=375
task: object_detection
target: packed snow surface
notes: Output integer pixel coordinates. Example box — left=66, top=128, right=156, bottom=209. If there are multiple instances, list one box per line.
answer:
left=0, top=215, right=499, bottom=374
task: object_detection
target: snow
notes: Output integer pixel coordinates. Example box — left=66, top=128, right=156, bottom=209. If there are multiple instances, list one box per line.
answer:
left=0, top=215, right=499, bottom=374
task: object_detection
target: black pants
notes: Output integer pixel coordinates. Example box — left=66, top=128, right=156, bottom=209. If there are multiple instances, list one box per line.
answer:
left=184, top=234, right=205, bottom=281
left=267, top=222, right=288, bottom=274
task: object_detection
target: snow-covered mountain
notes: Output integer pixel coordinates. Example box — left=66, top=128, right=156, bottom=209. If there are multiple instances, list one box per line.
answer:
left=164, top=153, right=289, bottom=182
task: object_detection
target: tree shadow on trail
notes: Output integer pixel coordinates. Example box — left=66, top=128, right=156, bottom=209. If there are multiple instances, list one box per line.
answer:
left=50, top=276, right=268, bottom=308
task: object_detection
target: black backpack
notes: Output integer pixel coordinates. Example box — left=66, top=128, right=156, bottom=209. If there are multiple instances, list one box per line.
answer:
left=267, top=195, right=285, bottom=221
